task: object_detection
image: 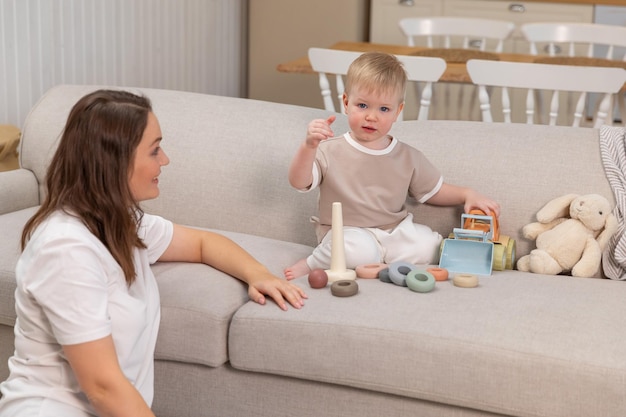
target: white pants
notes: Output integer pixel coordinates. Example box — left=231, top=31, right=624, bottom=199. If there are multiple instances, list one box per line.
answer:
left=307, top=213, right=442, bottom=270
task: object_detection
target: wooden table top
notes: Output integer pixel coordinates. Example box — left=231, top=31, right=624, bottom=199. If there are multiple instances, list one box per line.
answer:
left=276, top=41, right=626, bottom=84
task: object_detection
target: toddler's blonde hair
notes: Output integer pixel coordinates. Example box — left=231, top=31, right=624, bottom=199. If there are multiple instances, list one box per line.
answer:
left=345, top=52, right=407, bottom=103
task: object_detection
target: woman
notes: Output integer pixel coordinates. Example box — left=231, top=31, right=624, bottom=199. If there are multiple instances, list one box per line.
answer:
left=0, top=89, right=307, bottom=417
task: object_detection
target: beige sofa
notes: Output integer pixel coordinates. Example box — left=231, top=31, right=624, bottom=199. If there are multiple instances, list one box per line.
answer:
left=1, top=85, right=626, bottom=417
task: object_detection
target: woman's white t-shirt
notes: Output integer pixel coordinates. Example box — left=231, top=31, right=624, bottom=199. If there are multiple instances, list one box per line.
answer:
left=0, top=210, right=173, bottom=416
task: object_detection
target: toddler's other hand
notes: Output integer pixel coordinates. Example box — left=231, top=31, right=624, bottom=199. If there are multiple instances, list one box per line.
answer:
left=465, top=189, right=500, bottom=218
left=305, top=115, right=335, bottom=148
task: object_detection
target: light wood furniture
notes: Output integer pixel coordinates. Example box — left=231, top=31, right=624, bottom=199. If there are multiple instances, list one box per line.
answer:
left=467, top=59, right=626, bottom=127
left=277, top=41, right=538, bottom=81
left=277, top=41, right=626, bottom=86
left=0, top=125, right=20, bottom=172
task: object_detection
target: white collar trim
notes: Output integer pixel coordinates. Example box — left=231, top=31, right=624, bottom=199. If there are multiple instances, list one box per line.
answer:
left=343, top=132, right=397, bottom=155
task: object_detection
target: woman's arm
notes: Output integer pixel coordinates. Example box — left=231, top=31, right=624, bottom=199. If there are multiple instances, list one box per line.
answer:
left=158, top=225, right=307, bottom=310
left=63, top=336, right=155, bottom=417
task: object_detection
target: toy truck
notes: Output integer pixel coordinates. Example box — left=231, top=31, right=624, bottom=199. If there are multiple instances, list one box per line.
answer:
left=439, top=210, right=516, bottom=275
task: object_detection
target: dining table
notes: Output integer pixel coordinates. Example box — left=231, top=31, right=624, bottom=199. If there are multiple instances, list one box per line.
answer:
left=277, top=40, right=626, bottom=88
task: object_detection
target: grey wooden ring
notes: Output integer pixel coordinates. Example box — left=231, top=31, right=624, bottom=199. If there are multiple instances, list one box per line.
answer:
left=331, top=280, right=359, bottom=297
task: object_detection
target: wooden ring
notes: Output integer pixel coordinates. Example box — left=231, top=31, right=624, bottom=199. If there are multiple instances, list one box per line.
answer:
left=406, top=270, right=436, bottom=293
left=427, top=267, right=448, bottom=281
left=453, top=273, right=479, bottom=288
left=378, top=268, right=392, bottom=283
left=388, top=261, right=415, bottom=287
left=331, top=280, right=359, bottom=297
left=355, top=263, right=388, bottom=279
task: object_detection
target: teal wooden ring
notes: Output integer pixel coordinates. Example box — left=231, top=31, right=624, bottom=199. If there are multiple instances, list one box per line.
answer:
left=406, top=270, right=436, bottom=293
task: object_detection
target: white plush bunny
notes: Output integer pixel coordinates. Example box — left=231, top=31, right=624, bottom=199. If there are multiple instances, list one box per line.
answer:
left=517, top=194, right=618, bottom=278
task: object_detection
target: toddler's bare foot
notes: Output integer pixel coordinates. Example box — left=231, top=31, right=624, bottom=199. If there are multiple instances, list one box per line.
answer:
left=284, top=258, right=311, bottom=280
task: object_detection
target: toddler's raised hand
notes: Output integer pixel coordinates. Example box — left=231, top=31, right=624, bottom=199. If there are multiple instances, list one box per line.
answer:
left=305, top=115, right=336, bottom=148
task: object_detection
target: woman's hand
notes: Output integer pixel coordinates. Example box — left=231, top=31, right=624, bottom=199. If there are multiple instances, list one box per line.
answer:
left=245, top=271, right=307, bottom=311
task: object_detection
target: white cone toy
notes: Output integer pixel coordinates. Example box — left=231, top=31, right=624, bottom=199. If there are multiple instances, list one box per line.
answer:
left=325, top=202, right=357, bottom=283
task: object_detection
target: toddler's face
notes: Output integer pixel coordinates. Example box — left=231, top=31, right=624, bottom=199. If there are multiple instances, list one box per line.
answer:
left=343, top=85, right=404, bottom=150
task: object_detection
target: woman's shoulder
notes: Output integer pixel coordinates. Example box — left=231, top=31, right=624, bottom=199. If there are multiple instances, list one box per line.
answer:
left=28, top=210, right=102, bottom=249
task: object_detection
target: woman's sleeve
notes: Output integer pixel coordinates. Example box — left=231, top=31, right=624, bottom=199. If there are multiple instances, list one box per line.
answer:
left=138, top=214, right=174, bottom=264
left=24, top=236, right=113, bottom=346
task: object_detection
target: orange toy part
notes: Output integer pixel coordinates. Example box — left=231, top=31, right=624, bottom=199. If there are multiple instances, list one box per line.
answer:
left=426, top=267, right=449, bottom=281
left=463, top=209, right=500, bottom=242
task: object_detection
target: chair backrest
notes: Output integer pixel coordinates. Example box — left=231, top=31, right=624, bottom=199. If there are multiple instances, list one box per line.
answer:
left=521, top=22, right=626, bottom=59
left=307, top=47, right=446, bottom=121
left=307, top=48, right=362, bottom=114
left=466, top=59, right=626, bottom=128
left=398, top=17, right=515, bottom=52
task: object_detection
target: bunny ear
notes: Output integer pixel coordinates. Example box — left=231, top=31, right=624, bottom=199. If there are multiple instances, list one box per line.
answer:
left=597, top=213, right=619, bottom=251
left=536, top=194, right=579, bottom=223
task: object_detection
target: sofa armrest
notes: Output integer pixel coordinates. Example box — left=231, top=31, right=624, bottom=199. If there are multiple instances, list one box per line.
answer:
left=0, top=169, right=39, bottom=215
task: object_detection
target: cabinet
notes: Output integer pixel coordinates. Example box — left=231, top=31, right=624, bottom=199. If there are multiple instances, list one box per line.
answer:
left=248, top=0, right=369, bottom=109
left=370, top=0, right=593, bottom=53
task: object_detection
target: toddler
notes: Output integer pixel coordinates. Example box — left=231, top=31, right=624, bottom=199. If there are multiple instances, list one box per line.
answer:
left=284, top=52, right=499, bottom=279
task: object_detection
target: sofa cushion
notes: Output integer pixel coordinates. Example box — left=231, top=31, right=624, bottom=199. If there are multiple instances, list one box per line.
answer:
left=154, top=229, right=313, bottom=367
left=0, top=169, right=38, bottom=215
left=0, top=206, right=38, bottom=326
left=229, top=273, right=626, bottom=417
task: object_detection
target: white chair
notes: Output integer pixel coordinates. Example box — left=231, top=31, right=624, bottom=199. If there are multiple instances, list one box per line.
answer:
left=398, top=17, right=515, bottom=121
left=307, top=48, right=362, bottom=114
left=466, top=59, right=626, bottom=128
left=521, top=22, right=626, bottom=123
left=521, top=22, right=626, bottom=59
left=307, top=47, right=446, bottom=121
left=398, top=17, right=515, bottom=53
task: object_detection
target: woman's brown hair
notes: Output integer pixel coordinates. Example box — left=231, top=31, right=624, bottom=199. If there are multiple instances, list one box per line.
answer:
left=21, top=89, right=153, bottom=285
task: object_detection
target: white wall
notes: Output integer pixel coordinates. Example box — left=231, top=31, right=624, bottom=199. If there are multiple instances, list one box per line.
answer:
left=0, top=0, right=246, bottom=129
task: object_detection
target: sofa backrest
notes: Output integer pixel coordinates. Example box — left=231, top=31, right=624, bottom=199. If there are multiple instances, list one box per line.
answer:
left=19, top=85, right=346, bottom=247
left=19, top=85, right=614, bottom=258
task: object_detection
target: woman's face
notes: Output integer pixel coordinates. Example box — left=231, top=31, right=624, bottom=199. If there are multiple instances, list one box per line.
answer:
left=129, top=112, right=169, bottom=201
